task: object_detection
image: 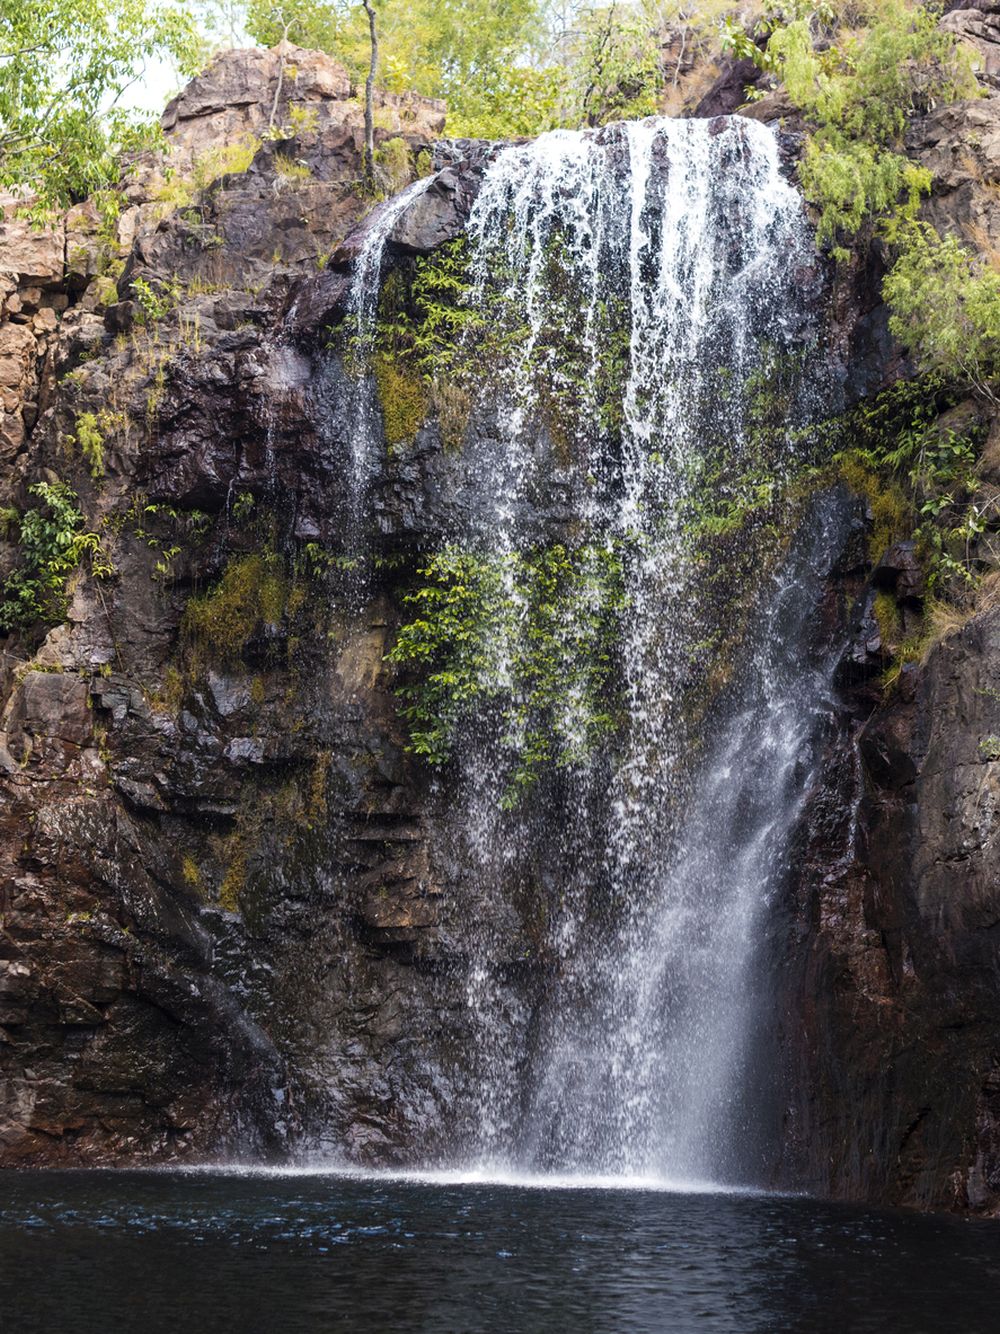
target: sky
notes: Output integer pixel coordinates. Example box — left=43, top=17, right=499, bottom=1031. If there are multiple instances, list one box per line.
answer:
left=121, top=56, right=188, bottom=114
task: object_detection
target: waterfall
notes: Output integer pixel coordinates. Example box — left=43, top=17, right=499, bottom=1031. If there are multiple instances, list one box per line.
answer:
left=349, top=116, right=838, bottom=1185
left=343, top=174, right=436, bottom=503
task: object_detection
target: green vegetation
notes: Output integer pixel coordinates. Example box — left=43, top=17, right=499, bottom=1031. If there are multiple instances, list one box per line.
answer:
left=272, top=150, right=312, bottom=181
left=0, top=481, right=106, bottom=631
left=725, top=0, right=975, bottom=253
left=242, top=0, right=739, bottom=140
left=830, top=375, right=988, bottom=590
left=0, top=0, right=203, bottom=216
left=720, top=0, right=1000, bottom=668
left=73, top=412, right=106, bottom=479
left=356, top=238, right=488, bottom=449
left=372, top=354, right=428, bottom=446
left=182, top=552, right=289, bottom=662
left=372, top=136, right=412, bottom=195
left=387, top=541, right=627, bottom=803
left=726, top=3, right=1000, bottom=399
left=71, top=408, right=128, bottom=479
left=884, top=226, right=1000, bottom=406
left=153, top=135, right=261, bottom=216
left=132, top=276, right=183, bottom=324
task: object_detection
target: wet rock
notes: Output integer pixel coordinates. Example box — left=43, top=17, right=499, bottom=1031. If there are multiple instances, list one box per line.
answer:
left=906, top=97, right=1000, bottom=244
left=389, top=163, right=484, bottom=253
left=692, top=56, right=763, bottom=118
left=873, top=542, right=926, bottom=603
left=780, top=602, right=1000, bottom=1214
left=6, top=671, right=92, bottom=747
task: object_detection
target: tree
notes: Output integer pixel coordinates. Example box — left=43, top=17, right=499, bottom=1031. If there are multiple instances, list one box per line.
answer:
left=0, top=0, right=204, bottom=215
left=245, top=0, right=546, bottom=132
left=361, top=0, right=377, bottom=185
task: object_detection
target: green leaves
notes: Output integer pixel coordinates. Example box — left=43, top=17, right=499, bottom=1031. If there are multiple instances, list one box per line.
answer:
left=885, top=224, right=1000, bottom=405
left=730, top=1, right=976, bottom=249
left=386, top=541, right=628, bottom=802
left=0, top=481, right=104, bottom=631
left=0, top=0, right=204, bottom=214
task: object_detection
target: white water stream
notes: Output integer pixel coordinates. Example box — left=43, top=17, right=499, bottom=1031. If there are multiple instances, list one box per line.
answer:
left=346, top=116, right=840, bottom=1187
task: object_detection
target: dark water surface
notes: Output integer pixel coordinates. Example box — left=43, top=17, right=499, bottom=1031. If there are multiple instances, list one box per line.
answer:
left=1, top=1169, right=999, bottom=1333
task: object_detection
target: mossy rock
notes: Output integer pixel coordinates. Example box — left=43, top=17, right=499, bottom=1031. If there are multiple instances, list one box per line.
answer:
left=183, top=552, right=290, bottom=663
left=374, top=353, right=428, bottom=447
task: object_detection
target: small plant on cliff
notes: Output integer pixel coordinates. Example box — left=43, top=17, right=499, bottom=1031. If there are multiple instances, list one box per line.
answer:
left=73, top=412, right=106, bottom=479
left=154, top=135, right=261, bottom=218
left=71, top=408, right=127, bottom=480
left=372, top=136, right=412, bottom=196
left=0, top=482, right=105, bottom=631
left=131, top=276, right=182, bottom=324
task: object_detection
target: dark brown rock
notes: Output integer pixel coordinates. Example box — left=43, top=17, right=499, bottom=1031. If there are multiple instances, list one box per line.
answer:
left=778, top=605, right=1000, bottom=1213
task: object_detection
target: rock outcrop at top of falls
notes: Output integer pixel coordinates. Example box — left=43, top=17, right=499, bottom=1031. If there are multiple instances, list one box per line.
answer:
left=2, top=36, right=1000, bottom=1220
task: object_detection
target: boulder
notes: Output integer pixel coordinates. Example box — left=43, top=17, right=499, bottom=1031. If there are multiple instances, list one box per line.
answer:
left=941, top=7, right=1000, bottom=87
left=0, top=205, right=63, bottom=287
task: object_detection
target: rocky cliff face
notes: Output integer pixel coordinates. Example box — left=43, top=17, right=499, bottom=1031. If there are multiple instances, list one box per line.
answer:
left=0, top=44, right=456, bottom=1164
left=4, top=30, right=1000, bottom=1218
left=772, top=17, right=1000, bottom=1213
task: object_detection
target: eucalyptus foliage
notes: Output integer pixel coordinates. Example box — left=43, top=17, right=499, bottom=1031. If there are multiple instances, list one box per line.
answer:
left=885, top=225, right=1000, bottom=405
left=726, top=0, right=976, bottom=251
left=0, top=0, right=203, bottom=214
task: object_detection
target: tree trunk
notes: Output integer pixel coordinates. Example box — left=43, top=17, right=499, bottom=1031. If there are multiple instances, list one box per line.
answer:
left=362, top=0, right=378, bottom=187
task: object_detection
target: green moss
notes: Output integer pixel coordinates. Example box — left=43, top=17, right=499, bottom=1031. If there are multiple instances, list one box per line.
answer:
left=873, top=589, right=902, bottom=652
left=181, top=854, right=205, bottom=896
left=182, top=553, right=289, bottom=663
left=219, top=848, right=245, bottom=912
left=836, top=452, right=912, bottom=561
left=373, top=352, right=428, bottom=446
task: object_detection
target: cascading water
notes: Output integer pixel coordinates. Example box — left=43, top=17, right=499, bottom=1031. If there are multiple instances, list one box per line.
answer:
left=345, top=115, right=841, bottom=1186
left=343, top=174, right=436, bottom=505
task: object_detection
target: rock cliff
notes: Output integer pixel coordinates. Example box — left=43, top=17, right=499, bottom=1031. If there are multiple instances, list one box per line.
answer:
left=0, top=44, right=452, bottom=1164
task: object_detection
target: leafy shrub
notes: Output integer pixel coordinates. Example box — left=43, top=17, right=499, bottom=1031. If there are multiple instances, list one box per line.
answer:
left=0, top=482, right=104, bottom=631
left=727, top=0, right=976, bottom=251
left=884, top=224, right=1000, bottom=405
